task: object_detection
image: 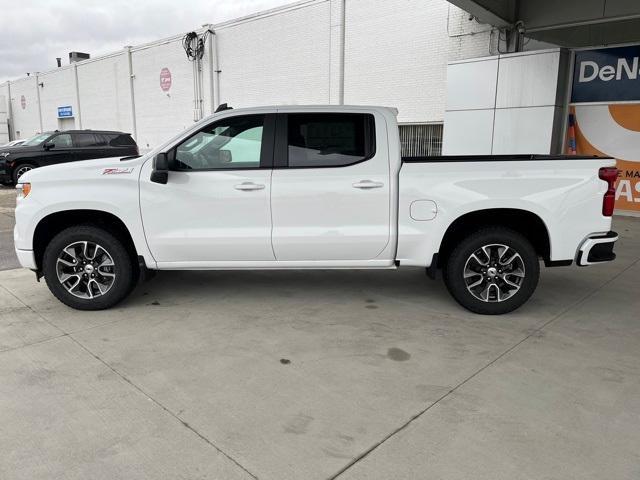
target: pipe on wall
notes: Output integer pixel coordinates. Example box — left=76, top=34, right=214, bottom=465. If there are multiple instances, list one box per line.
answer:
left=35, top=75, right=43, bottom=133
left=126, top=46, right=138, bottom=141
left=206, top=26, right=218, bottom=114
left=6, top=81, right=14, bottom=140
left=73, top=64, right=83, bottom=129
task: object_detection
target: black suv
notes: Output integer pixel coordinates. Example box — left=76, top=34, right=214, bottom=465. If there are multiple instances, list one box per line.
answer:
left=0, top=130, right=138, bottom=185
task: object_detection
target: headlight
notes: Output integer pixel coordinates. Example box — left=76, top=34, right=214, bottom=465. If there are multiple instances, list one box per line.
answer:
left=0, top=152, right=10, bottom=158
left=16, top=182, right=31, bottom=199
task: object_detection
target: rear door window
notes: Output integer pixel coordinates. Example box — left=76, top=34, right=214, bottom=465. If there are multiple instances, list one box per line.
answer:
left=108, top=134, right=137, bottom=147
left=72, top=133, right=99, bottom=148
left=286, top=113, right=375, bottom=168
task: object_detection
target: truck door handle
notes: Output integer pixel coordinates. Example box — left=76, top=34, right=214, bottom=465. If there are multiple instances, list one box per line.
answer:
left=352, top=180, right=384, bottom=189
left=234, top=182, right=265, bottom=191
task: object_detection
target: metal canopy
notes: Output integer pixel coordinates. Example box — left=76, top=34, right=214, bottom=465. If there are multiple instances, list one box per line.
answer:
left=448, top=0, right=640, bottom=47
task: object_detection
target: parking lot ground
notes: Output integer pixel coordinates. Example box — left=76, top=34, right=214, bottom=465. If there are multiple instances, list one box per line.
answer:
left=0, top=186, right=19, bottom=271
left=0, top=214, right=639, bottom=479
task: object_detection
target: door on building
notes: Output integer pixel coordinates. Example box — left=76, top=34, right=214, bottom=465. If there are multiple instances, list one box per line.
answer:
left=270, top=112, right=391, bottom=261
left=57, top=117, right=75, bottom=131
left=139, top=114, right=276, bottom=264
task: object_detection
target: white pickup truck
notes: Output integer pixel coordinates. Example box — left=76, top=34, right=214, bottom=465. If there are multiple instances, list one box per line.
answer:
left=14, top=105, right=619, bottom=314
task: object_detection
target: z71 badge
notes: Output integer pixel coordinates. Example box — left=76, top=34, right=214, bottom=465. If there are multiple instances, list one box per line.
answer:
left=102, top=167, right=134, bottom=175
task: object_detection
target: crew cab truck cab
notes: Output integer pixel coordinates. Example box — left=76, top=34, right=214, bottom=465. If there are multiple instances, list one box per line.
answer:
left=14, top=106, right=619, bottom=314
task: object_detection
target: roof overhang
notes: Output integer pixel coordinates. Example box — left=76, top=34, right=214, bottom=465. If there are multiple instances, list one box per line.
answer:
left=447, top=0, right=640, bottom=47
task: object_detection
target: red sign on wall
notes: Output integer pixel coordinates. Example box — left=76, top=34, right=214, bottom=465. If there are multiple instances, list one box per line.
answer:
left=20, top=95, right=26, bottom=109
left=160, top=67, right=172, bottom=92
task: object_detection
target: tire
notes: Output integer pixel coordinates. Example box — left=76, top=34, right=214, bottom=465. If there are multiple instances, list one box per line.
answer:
left=43, top=225, right=137, bottom=310
left=13, top=163, right=37, bottom=183
left=443, top=227, right=540, bottom=315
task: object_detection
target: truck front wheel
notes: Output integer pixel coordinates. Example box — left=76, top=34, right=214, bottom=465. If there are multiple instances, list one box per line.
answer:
left=43, top=226, right=137, bottom=310
left=443, top=227, right=540, bottom=315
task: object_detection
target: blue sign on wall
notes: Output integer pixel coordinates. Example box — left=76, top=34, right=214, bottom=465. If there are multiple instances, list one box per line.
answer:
left=572, top=45, right=640, bottom=104
left=57, top=105, right=73, bottom=118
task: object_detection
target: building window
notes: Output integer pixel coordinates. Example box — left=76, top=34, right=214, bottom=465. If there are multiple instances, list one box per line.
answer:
left=399, top=123, right=443, bottom=157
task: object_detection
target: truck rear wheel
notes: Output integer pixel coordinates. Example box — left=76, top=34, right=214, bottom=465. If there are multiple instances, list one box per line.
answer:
left=43, top=226, right=137, bottom=310
left=443, top=227, right=540, bottom=315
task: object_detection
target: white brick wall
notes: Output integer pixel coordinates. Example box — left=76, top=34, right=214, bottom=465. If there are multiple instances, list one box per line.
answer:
left=131, top=39, right=197, bottom=149
left=0, top=95, right=8, bottom=145
left=216, top=1, right=332, bottom=107
left=77, top=53, right=133, bottom=134
left=37, top=67, right=77, bottom=132
left=344, top=0, right=450, bottom=123
left=2, top=0, right=497, bottom=146
left=5, top=77, right=40, bottom=139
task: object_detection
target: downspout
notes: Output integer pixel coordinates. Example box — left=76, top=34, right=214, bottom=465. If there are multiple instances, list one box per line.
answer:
left=190, top=33, right=204, bottom=122
left=6, top=81, right=14, bottom=140
left=126, top=46, right=138, bottom=141
left=338, top=0, right=345, bottom=105
left=213, top=30, right=221, bottom=110
left=73, top=63, right=83, bottom=129
left=206, top=26, right=217, bottom=113
left=35, top=74, right=43, bottom=133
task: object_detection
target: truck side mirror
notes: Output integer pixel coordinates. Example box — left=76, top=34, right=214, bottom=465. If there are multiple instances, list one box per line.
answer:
left=151, top=152, right=169, bottom=184
left=43, top=142, right=55, bottom=150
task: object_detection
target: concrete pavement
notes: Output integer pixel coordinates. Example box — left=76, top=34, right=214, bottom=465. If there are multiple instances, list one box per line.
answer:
left=0, top=186, right=19, bottom=271
left=0, top=216, right=639, bottom=479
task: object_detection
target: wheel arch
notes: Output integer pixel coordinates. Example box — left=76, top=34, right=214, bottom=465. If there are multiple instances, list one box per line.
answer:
left=437, top=208, right=552, bottom=268
left=33, top=209, right=139, bottom=271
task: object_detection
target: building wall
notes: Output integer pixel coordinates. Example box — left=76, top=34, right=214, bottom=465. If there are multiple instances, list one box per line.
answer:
left=5, top=77, right=40, bottom=139
left=77, top=53, right=132, bottom=134
left=0, top=95, right=8, bottom=145
left=131, top=39, right=198, bottom=149
left=216, top=1, right=333, bottom=107
left=0, top=0, right=496, bottom=146
left=38, top=67, right=77, bottom=132
left=442, top=49, right=568, bottom=155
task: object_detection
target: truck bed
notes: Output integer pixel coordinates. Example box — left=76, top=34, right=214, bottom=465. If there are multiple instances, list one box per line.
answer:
left=402, top=154, right=611, bottom=163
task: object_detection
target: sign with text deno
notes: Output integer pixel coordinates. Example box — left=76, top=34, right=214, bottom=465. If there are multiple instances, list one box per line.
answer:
left=570, top=44, right=640, bottom=214
left=572, top=45, right=640, bottom=103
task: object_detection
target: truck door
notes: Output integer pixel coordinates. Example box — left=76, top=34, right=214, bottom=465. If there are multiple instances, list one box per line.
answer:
left=270, top=112, right=390, bottom=261
left=139, top=114, right=276, bottom=264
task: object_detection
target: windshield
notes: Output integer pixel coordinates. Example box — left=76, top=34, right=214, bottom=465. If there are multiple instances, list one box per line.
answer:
left=21, top=133, right=52, bottom=147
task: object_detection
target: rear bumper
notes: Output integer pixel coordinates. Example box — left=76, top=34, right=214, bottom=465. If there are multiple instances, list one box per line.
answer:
left=577, top=231, right=618, bottom=266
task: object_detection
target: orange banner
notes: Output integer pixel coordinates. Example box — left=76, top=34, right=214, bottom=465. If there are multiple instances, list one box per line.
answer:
left=569, top=104, right=640, bottom=214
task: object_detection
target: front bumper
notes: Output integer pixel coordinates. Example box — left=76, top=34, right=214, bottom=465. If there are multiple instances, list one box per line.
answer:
left=577, top=231, right=618, bottom=266
left=15, top=248, right=37, bottom=270
left=0, top=163, right=11, bottom=184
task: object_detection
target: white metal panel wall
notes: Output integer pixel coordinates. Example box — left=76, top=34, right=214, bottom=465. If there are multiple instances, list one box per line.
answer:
left=77, top=54, right=133, bottom=133
left=443, top=49, right=564, bottom=155
left=131, top=39, right=196, bottom=149
left=7, top=77, right=40, bottom=138
left=344, top=0, right=450, bottom=123
left=445, top=57, right=498, bottom=110
left=216, top=1, right=332, bottom=107
left=496, top=50, right=561, bottom=108
left=38, top=67, right=77, bottom=131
